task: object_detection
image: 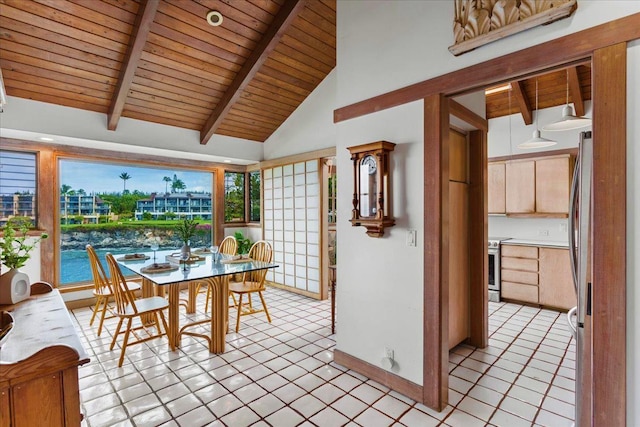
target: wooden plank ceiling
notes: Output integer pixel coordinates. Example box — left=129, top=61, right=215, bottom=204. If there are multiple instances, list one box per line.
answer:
left=486, top=65, right=592, bottom=125
left=0, top=0, right=336, bottom=143
left=0, top=1, right=589, bottom=145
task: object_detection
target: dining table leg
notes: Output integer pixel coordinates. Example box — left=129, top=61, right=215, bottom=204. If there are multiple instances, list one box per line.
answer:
left=186, top=282, right=197, bottom=314
left=141, top=278, right=155, bottom=326
left=168, top=283, right=180, bottom=351
left=208, top=276, right=229, bottom=353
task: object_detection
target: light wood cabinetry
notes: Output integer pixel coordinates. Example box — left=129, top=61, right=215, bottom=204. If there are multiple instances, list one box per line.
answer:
left=539, top=248, right=576, bottom=310
left=488, top=162, right=506, bottom=214
left=501, top=244, right=576, bottom=310
left=505, top=160, right=536, bottom=214
left=0, top=289, right=89, bottom=427
left=489, top=153, right=574, bottom=217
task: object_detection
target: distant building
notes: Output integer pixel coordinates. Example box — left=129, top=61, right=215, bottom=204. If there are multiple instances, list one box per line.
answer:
left=135, top=192, right=212, bottom=220
left=0, top=193, right=36, bottom=224
left=60, top=194, right=112, bottom=224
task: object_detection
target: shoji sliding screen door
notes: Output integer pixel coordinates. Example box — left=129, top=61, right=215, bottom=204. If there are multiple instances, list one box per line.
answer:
left=263, top=160, right=322, bottom=298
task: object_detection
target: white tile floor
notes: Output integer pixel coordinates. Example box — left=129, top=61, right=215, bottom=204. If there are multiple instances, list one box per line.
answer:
left=71, top=288, right=575, bottom=427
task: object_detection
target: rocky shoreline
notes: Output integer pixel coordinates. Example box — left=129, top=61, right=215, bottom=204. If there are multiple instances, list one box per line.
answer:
left=60, top=228, right=211, bottom=251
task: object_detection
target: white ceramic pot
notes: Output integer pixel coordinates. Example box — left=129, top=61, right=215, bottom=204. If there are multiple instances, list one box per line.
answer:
left=0, top=269, right=31, bottom=305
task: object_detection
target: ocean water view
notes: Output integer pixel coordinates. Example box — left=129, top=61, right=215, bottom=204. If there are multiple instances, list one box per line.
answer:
left=60, top=247, right=175, bottom=284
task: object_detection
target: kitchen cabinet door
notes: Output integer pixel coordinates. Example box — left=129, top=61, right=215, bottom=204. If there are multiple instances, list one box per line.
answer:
left=536, top=156, right=572, bottom=214
left=488, top=162, right=506, bottom=214
left=506, top=160, right=535, bottom=214
left=539, top=247, right=576, bottom=310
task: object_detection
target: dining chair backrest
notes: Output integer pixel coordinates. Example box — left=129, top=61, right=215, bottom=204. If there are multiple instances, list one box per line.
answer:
left=219, top=235, right=237, bottom=256
left=105, top=253, right=138, bottom=316
left=86, top=244, right=111, bottom=295
left=243, top=240, right=273, bottom=286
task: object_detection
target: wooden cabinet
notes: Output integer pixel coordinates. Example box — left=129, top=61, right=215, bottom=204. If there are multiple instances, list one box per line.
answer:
left=535, top=157, right=572, bottom=214
left=501, top=244, right=576, bottom=310
left=539, top=248, right=576, bottom=310
left=489, top=153, right=574, bottom=217
left=488, top=162, right=505, bottom=214
left=449, top=181, right=469, bottom=349
left=0, top=289, right=89, bottom=427
left=501, top=244, right=539, bottom=304
left=505, top=160, right=536, bottom=214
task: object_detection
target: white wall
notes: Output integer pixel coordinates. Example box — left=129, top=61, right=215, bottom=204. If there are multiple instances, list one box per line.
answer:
left=336, top=101, right=425, bottom=383
left=626, top=39, right=639, bottom=427
left=335, top=0, right=640, bottom=398
left=0, top=97, right=264, bottom=164
left=263, top=70, right=337, bottom=160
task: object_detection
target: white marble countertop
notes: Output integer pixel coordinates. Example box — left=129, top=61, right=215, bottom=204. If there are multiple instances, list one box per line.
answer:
left=504, top=238, right=570, bottom=248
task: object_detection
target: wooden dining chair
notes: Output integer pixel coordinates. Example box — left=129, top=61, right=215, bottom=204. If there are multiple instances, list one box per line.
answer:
left=229, top=240, right=273, bottom=332
left=201, top=235, right=238, bottom=312
left=86, top=244, right=141, bottom=336
left=105, top=253, right=170, bottom=367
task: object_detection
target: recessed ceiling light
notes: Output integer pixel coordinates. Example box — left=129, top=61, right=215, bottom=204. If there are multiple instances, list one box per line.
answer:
left=206, top=11, right=223, bottom=27
left=223, top=160, right=231, bottom=163
left=39, top=137, right=54, bottom=141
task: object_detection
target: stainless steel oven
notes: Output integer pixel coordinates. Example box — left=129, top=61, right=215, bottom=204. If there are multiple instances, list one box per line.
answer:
left=488, top=237, right=510, bottom=302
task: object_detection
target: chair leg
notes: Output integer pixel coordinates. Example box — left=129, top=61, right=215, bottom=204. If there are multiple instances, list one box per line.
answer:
left=110, top=318, right=123, bottom=350
left=235, top=293, right=243, bottom=333
left=159, top=311, right=170, bottom=348
left=229, top=292, right=237, bottom=307
left=118, top=318, right=133, bottom=367
left=89, top=296, right=102, bottom=326
left=258, top=291, right=271, bottom=323
left=96, top=297, right=109, bottom=336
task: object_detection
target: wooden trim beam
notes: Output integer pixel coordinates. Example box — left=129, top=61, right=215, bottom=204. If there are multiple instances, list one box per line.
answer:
left=334, top=13, right=640, bottom=123
left=200, top=0, right=306, bottom=145
left=511, top=80, right=533, bottom=125
left=467, top=129, right=488, bottom=348
left=258, top=147, right=336, bottom=169
left=107, top=0, right=159, bottom=131
left=423, top=94, right=449, bottom=411
left=568, top=66, right=585, bottom=117
left=448, top=99, right=488, bottom=131
left=592, top=42, right=626, bottom=427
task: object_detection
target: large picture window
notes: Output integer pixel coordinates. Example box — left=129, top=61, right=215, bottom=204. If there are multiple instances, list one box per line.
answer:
left=59, top=159, right=212, bottom=285
left=0, top=150, right=37, bottom=226
left=249, top=170, right=261, bottom=222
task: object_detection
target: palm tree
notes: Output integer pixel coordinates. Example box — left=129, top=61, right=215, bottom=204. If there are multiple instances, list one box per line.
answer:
left=119, top=172, right=131, bottom=193
left=163, top=176, right=172, bottom=194
left=60, top=184, right=71, bottom=224
left=171, top=174, right=186, bottom=193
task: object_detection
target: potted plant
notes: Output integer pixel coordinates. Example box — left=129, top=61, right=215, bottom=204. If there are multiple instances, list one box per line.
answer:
left=175, top=217, right=197, bottom=258
left=0, top=217, right=48, bottom=304
left=234, top=231, right=252, bottom=255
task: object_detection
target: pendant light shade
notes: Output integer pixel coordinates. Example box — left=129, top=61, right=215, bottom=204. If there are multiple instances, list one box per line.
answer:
left=542, top=69, right=591, bottom=131
left=518, top=78, right=557, bottom=150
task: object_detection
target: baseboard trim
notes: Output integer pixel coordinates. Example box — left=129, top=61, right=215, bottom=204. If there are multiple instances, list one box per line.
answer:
left=333, top=349, right=424, bottom=403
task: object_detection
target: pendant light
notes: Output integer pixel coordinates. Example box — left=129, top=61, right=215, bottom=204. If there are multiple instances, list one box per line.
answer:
left=542, top=68, right=591, bottom=131
left=518, top=78, right=557, bottom=150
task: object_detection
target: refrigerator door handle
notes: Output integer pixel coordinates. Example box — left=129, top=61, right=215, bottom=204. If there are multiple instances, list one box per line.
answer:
left=568, top=149, right=580, bottom=293
left=567, top=306, right=578, bottom=340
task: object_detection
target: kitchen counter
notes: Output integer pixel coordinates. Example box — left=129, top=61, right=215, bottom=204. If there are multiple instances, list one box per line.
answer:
left=505, top=238, right=570, bottom=249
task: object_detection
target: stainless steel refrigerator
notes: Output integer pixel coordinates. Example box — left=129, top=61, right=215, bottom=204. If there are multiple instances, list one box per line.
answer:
left=568, top=130, right=593, bottom=427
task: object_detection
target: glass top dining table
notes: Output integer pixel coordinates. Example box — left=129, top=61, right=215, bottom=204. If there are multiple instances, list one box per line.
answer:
left=116, top=249, right=277, bottom=354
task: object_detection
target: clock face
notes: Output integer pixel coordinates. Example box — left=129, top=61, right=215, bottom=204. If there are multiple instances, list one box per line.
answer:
left=361, top=155, right=377, bottom=175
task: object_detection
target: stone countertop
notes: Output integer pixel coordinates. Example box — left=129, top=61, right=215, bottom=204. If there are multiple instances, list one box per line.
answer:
left=504, top=239, right=570, bottom=248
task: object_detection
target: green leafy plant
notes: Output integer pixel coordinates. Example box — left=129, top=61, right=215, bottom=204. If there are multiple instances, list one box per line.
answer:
left=175, top=218, right=197, bottom=244
left=234, top=231, right=252, bottom=254
left=0, top=218, right=48, bottom=270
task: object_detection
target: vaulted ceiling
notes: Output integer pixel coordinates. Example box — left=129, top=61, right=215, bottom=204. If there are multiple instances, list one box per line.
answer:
left=0, top=0, right=336, bottom=144
left=0, top=1, right=591, bottom=147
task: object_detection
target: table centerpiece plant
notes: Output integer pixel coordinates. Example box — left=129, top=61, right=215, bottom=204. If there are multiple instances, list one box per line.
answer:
left=175, top=217, right=197, bottom=258
left=0, top=217, right=48, bottom=304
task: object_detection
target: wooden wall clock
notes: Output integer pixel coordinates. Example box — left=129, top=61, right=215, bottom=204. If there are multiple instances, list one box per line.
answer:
left=347, top=141, right=396, bottom=237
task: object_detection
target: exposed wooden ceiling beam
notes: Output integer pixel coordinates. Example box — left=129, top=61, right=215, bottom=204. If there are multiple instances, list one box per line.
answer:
left=567, top=66, right=585, bottom=117
left=107, top=0, right=159, bottom=131
left=511, top=80, right=533, bottom=125
left=200, top=0, right=307, bottom=145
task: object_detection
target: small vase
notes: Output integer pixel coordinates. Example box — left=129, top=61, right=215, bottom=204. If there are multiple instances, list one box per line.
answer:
left=180, top=241, right=191, bottom=258
left=0, top=268, right=31, bottom=305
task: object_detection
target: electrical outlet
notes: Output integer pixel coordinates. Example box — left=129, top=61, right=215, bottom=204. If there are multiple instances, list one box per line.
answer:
left=538, top=229, right=549, bottom=237
left=385, top=347, right=394, bottom=360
